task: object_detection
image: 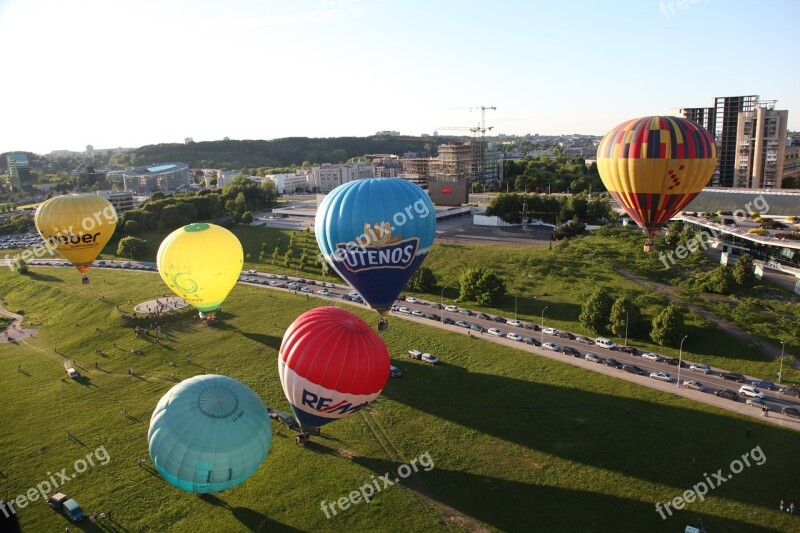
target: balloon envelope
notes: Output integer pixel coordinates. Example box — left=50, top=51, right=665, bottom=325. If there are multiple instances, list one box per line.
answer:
left=315, top=178, right=435, bottom=315
left=156, top=223, right=243, bottom=314
left=34, top=194, right=118, bottom=274
left=596, top=116, right=716, bottom=244
left=148, top=374, right=272, bottom=494
left=279, top=307, right=390, bottom=433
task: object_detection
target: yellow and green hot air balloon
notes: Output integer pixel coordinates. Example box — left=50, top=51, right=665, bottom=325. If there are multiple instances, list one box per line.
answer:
left=34, top=194, right=118, bottom=283
left=596, top=116, right=717, bottom=252
left=156, top=223, right=243, bottom=321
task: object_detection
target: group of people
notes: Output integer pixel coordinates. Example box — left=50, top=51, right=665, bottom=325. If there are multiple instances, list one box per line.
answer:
left=780, top=500, right=796, bottom=515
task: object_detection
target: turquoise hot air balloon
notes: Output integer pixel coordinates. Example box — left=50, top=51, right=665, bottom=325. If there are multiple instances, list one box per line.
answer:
left=315, top=178, right=436, bottom=327
left=148, top=375, right=271, bottom=494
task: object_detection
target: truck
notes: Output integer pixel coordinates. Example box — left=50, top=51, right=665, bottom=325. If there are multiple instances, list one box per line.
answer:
left=47, top=493, right=85, bottom=522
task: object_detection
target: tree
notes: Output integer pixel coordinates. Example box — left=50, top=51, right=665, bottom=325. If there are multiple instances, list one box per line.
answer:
left=300, top=251, right=309, bottom=268
left=283, top=249, right=293, bottom=268
left=124, top=219, right=141, bottom=235
left=458, top=267, right=506, bottom=306
left=405, top=266, right=437, bottom=292
left=117, top=236, right=148, bottom=259
left=732, top=253, right=756, bottom=286
left=12, top=258, right=28, bottom=274
left=650, top=305, right=686, bottom=347
left=578, top=287, right=613, bottom=334
left=695, top=265, right=735, bottom=294
left=272, top=246, right=281, bottom=265
left=608, top=296, right=641, bottom=339
left=241, top=211, right=253, bottom=224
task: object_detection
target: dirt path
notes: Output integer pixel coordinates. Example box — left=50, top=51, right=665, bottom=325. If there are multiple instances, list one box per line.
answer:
left=617, top=269, right=791, bottom=365
left=0, top=306, right=37, bottom=344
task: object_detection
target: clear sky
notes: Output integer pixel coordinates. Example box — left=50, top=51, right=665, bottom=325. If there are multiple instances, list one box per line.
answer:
left=2, top=0, right=798, bottom=155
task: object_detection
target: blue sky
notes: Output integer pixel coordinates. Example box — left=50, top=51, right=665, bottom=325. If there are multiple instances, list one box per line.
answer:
left=1, top=0, right=798, bottom=154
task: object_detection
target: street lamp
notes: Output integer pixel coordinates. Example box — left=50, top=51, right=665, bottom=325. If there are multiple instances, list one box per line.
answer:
left=440, top=286, right=447, bottom=323
left=624, top=309, right=629, bottom=347
left=676, top=335, right=688, bottom=387
left=514, top=293, right=518, bottom=321
left=541, top=306, right=548, bottom=345
left=778, top=341, right=785, bottom=383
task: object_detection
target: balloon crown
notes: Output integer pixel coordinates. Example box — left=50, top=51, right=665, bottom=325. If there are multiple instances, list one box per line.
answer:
left=184, top=222, right=210, bottom=232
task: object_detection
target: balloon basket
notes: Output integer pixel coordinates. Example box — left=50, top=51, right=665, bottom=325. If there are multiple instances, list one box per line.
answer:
left=81, top=276, right=90, bottom=285
left=377, top=317, right=388, bottom=332
left=295, top=432, right=311, bottom=446
left=643, top=240, right=654, bottom=253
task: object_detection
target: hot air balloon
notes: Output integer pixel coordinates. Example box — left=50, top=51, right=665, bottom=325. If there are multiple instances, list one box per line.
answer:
left=279, top=307, right=390, bottom=439
left=156, top=223, right=243, bottom=322
left=315, top=178, right=435, bottom=328
left=148, top=374, right=272, bottom=494
left=34, top=194, right=118, bottom=283
left=596, top=116, right=717, bottom=252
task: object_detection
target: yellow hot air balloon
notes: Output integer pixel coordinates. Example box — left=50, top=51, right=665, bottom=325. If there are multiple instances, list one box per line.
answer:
left=34, top=194, right=118, bottom=283
left=156, top=223, right=243, bottom=321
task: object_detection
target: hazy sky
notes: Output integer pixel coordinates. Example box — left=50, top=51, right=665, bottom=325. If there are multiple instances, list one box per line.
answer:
left=2, top=0, right=798, bottom=154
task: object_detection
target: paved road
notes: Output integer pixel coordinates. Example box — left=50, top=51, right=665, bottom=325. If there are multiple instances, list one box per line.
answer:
left=9, top=259, right=800, bottom=430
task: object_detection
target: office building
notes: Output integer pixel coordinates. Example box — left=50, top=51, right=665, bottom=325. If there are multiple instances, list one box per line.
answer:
left=96, top=190, right=135, bottom=213
left=123, top=163, right=190, bottom=194
left=7, top=153, right=33, bottom=192
left=734, top=103, right=789, bottom=189
left=310, top=163, right=374, bottom=193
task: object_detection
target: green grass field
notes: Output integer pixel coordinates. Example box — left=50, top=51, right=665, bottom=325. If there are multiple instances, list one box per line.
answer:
left=1, top=267, right=798, bottom=532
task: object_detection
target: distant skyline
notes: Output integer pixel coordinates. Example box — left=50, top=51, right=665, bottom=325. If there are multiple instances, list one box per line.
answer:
left=2, top=0, right=799, bottom=155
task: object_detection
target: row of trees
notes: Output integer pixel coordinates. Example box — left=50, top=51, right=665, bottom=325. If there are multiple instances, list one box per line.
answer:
left=485, top=192, right=616, bottom=225
left=502, top=155, right=605, bottom=194
left=578, top=288, right=687, bottom=348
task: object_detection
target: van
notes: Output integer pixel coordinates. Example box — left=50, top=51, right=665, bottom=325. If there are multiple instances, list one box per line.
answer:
left=595, top=338, right=617, bottom=350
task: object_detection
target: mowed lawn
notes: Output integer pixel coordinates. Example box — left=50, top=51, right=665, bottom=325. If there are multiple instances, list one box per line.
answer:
left=1, top=268, right=798, bottom=532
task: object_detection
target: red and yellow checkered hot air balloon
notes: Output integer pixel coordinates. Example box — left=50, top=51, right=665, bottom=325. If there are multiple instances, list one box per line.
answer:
left=596, top=116, right=716, bottom=252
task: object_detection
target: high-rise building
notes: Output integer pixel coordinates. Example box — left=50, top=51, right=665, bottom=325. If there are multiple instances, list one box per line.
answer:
left=713, top=95, right=759, bottom=187
left=676, top=106, right=715, bottom=133
left=734, top=103, right=789, bottom=189
left=310, top=163, right=374, bottom=193
left=7, top=153, right=33, bottom=192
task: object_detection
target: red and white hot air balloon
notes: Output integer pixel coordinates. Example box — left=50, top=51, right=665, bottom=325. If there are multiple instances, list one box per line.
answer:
left=278, top=307, right=390, bottom=435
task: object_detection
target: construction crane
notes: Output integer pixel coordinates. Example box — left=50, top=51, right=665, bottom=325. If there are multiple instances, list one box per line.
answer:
left=469, top=106, right=496, bottom=137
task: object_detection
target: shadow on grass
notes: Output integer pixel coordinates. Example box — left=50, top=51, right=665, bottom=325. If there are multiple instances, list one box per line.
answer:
left=241, top=332, right=283, bottom=351
left=380, top=362, right=799, bottom=528
left=197, top=494, right=303, bottom=532
left=24, top=271, right=63, bottom=283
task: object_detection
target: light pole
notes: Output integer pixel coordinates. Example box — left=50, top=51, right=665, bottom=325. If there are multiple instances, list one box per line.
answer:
left=624, top=309, right=629, bottom=347
left=676, top=335, right=688, bottom=387
left=778, top=341, right=785, bottom=383
left=440, top=286, right=447, bottom=323
left=514, top=293, right=518, bottom=321
left=541, top=306, right=548, bottom=345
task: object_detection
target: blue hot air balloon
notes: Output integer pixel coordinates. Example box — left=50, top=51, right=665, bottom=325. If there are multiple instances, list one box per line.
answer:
left=148, top=374, right=271, bottom=494
left=315, top=178, right=436, bottom=320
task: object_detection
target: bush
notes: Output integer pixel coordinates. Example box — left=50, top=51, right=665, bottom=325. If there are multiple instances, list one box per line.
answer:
left=747, top=228, right=769, bottom=236
left=117, top=236, right=148, bottom=259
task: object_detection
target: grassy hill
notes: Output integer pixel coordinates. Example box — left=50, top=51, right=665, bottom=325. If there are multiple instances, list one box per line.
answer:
left=1, top=267, right=798, bottom=532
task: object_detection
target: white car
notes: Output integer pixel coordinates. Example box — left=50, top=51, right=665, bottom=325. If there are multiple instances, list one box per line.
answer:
left=506, top=319, right=523, bottom=328
left=317, top=289, right=330, bottom=296
left=246, top=269, right=257, bottom=274
left=487, top=328, right=504, bottom=337
left=690, top=363, right=712, bottom=374
left=408, top=349, right=422, bottom=359
left=542, top=327, right=559, bottom=336
left=411, top=310, right=427, bottom=317
left=444, top=305, right=459, bottom=312
left=683, top=379, right=705, bottom=391
left=641, top=352, right=663, bottom=362
left=542, top=342, right=561, bottom=352
left=738, top=386, right=765, bottom=399
left=405, top=297, right=419, bottom=303
left=649, top=371, right=673, bottom=382
left=398, top=307, right=412, bottom=314
left=299, top=286, right=312, bottom=293
left=421, top=353, right=439, bottom=365
left=506, top=332, right=522, bottom=341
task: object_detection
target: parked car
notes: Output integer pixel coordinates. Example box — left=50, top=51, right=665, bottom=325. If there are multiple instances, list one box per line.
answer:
left=444, top=305, right=458, bottom=312
left=715, top=389, right=738, bottom=401
left=721, top=372, right=746, bottom=383
left=690, top=363, right=712, bottom=374
left=431, top=303, right=444, bottom=310
left=458, top=309, right=473, bottom=316
left=622, top=364, right=646, bottom=375
left=421, top=353, right=439, bottom=365
left=603, top=358, right=622, bottom=368
left=522, top=337, right=541, bottom=346
left=738, top=385, right=765, bottom=399
left=664, top=358, right=686, bottom=367
left=398, top=306, right=412, bottom=314
left=47, top=493, right=85, bottom=522
left=476, top=313, right=491, bottom=320
left=455, top=320, right=471, bottom=328
left=442, top=317, right=456, bottom=325
left=411, top=310, right=426, bottom=317
left=779, top=386, right=800, bottom=397
left=408, top=349, right=422, bottom=360
left=487, top=328, right=504, bottom=337
left=563, top=346, right=580, bottom=357
left=470, top=324, right=484, bottom=333
left=428, top=313, right=442, bottom=321
left=389, top=365, right=402, bottom=378
left=750, top=380, right=775, bottom=390
left=575, top=335, right=594, bottom=345
left=507, top=332, right=523, bottom=341
left=405, top=297, right=419, bottom=303
left=781, top=406, right=800, bottom=418
left=641, top=352, right=663, bottom=362
left=317, top=289, right=330, bottom=296
left=523, top=322, right=540, bottom=331
left=558, top=331, right=576, bottom=340
left=595, top=338, right=616, bottom=350
left=542, top=342, right=561, bottom=352
left=683, top=379, right=705, bottom=391
left=618, top=346, right=639, bottom=355
left=506, top=319, right=523, bottom=327
left=649, top=371, right=673, bottom=382
left=542, top=327, right=559, bottom=336
left=584, top=352, right=603, bottom=363
left=746, top=398, right=769, bottom=410
left=493, top=316, right=508, bottom=323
